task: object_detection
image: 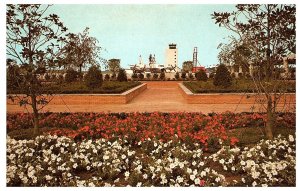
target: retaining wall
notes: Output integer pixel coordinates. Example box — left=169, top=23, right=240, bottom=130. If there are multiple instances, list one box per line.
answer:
left=179, top=83, right=296, bottom=104
left=7, top=83, right=147, bottom=105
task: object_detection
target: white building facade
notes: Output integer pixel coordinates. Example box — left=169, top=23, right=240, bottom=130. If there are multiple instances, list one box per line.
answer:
left=165, top=44, right=178, bottom=70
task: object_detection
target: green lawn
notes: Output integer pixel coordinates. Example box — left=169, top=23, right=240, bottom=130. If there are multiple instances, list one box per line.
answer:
left=8, top=81, right=141, bottom=94
left=183, top=79, right=295, bottom=93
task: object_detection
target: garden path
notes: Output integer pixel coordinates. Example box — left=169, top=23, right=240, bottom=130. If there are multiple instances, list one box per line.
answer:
left=7, top=81, right=293, bottom=114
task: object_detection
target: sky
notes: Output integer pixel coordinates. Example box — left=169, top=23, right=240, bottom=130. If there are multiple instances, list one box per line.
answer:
left=47, top=4, right=237, bottom=69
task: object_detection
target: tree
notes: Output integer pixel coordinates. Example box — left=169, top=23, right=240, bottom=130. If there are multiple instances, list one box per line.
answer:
left=175, top=72, right=180, bottom=80
left=6, top=4, right=68, bottom=134
left=212, top=4, right=296, bottom=139
left=65, top=68, right=79, bottom=83
left=138, top=73, right=144, bottom=80
left=181, top=72, right=187, bottom=80
left=188, top=73, right=194, bottom=80
left=104, top=73, right=110, bottom=81
left=61, top=27, right=103, bottom=74
left=146, top=73, right=151, bottom=80
left=182, top=61, right=193, bottom=72
left=195, top=70, right=208, bottom=82
left=159, top=72, right=165, bottom=80
left=108, top=59, right=120, bottom=75
left=131, top=73, right=138, bottom=81
left=153, top=73, right=158, bottom=80
left=117, top=68, right=127, bottom=82
left=84, top=65, right=103, bottom=89
left=213, top=64, right=232, bottom=87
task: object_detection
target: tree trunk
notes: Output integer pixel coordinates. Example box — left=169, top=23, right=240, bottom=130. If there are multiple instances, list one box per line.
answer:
left=31, top=94, right=39, bottom=135
left=265, top=96, right=274, bottom=139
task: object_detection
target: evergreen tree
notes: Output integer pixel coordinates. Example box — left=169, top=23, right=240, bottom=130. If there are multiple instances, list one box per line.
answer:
left=213, top=64, right=232, bottom=87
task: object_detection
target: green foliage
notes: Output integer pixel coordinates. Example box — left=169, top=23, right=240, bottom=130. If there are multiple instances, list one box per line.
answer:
left=175, top=72, right=180, bottom=80
left=65, top=68, right=79, bottom=83
left=159, top=72, right=165, bottom=80
left=181, top=72, right=186, bottom=79
left=108, top=59, right=120, bottom=74
left=182, top=61, right=193, bottom=72
left=117, top=68, right=127, bottom=82
left=104, top=74, right=110, bottom=81
left=131, top=73, right=138, bottom=80
left=84, top=65, right=103, bottom=89
left=213, top=64, right=232, bottom=87
left=153, top=73, right=158, bottom=80
left=195, top=70, right=208, bottom=82
left=188, top=73, right=194, bottom=80
left=138, top=73, right=144, bottom=80
left=146, top=73, right=151, bottom=79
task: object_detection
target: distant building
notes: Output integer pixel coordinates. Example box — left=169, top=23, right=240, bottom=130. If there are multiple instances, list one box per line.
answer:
left=165, top=44, right=178, bottom=70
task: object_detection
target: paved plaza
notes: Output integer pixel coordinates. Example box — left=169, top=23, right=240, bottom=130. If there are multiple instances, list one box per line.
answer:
left=7, top=82, right=294, bottom=114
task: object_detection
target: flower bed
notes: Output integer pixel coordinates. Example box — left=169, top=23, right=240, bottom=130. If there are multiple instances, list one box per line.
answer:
left=7, top=135, right=295, bottom=186
left=7, top=112, right=295, bottom=149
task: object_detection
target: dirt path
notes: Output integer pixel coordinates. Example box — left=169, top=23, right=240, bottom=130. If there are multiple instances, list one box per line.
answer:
left=7, top=81, right=293, bottom=114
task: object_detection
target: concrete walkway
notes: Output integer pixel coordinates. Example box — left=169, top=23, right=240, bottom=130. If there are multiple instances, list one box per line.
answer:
left=7, top=82, right=294, bottom=114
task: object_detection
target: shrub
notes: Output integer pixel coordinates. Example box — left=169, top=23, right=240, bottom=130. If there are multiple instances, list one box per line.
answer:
left=153, top=73, right=158, bottom=80
left=117, top=68, right=127, bottom=82
left=188, top=73, right=194, bottom=80
left=44, top=73, right=51, bottom=81
left=146, top=73, right=151, bottom=80
left=111, top=73, right=117, bottom=81
left=131, top=73, right=138, bottom=81
left=175, top=72, right=180, bottom=80
left=195, top=70, right=208, bottom=82
left=213, top=64, right=232, bottom=87
left=84, top=65, right=103, bottom=89
left=57, top=75, right=64, bottom=84
left=65, top=68, right=79, bottom=83
left=104, top=74, right=110, bottom=81
left=159, top=72, right=165, bottom=80
left=181, top=72, right=186, bottom=80
left=138, top=73, right=144, bottom=80
left=209, top=73, right=215, bottom=79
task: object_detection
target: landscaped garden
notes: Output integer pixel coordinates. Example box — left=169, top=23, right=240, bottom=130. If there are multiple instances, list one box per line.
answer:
left=183, top=79, right=296, bottom=94
left=7, top=81, right=141, bottom=94
left=7, top=112, right=296, bottom=186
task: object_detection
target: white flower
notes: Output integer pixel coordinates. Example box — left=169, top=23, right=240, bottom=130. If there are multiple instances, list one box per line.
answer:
left=231, top=166, right=236, bottom=171
left=187, top=168, right=192, bottom=174
left=252, top=181, right=257, bottom=187
left=137, top=182, right=142, bottom=187
left=67, top=173, right=72, bottom=177
left=228, top=158, right=233, bottom=163
left=192, top=161, right=196, bottom=166
left=88, top=182, right=95, bottom=187
left=200, top=171, right=206, bottom=177
left=219, top=159, right=225, bottom=164
left=289, top=135, right=294, bottom=142
left=193, top=169, right=198, bottom=175
left=241, top=178, right=245, bottom=183
left=103, top=155, right=109, bottom=160
left=121, top=154, right=126, bottom=159
left=45, top=175, right=53, bottom=181
left=154, top=142, right=158, bottom=147
left=215, top=177, right=220, bottom=182
left=170, top=163, right=176, bottom=169
left=176, top=176, right=184, bottom=183
left=86, top=166, right=91, bottom=170
left=190, top=174, right=195, bottom=181
left=240, top=161, right=246, bottom=166
left=143, top=174, right=148, bottom=179
left=125, top=171, right=130, bottom=177
left=262, top=184, right=268, bottom=187
left=223, top=165, right=228, bottom=171
left=179, top=162, right=184, bottom=168
left=199, top=161, right=204, bottom=166
left=194, top=178, right=200, bottom=185
left=247, top=152, right=252, bottom=157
